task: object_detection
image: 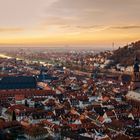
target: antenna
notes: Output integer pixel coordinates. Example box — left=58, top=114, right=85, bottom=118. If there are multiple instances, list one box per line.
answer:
left=112, top=42, right=115, bottom=51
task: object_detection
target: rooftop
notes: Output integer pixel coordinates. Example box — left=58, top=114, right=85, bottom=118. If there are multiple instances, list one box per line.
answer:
left=0, top=76, right=37, bottom=89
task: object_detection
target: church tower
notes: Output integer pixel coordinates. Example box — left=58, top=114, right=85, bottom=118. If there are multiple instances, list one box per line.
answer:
left=131, top=57, right=140, bottom=90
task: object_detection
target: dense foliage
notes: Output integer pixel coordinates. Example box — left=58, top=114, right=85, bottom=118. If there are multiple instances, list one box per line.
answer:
left=109, top=40, right=140, bottom=66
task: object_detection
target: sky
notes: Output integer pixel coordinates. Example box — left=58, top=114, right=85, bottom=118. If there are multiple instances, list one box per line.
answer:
left=0, top=0, right=140, bottom=47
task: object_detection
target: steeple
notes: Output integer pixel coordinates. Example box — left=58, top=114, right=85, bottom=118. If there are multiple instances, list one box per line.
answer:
left=133, top=56, right=139, bottom=72
left=131, top=56, right=140, bottom=90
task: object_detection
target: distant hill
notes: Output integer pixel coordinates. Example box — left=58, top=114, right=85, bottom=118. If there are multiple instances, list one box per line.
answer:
left=108, top=40, right=140, bottom=67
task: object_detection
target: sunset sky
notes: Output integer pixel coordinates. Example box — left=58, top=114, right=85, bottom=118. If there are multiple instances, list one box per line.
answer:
left=0, top=0, right=140, bottom=47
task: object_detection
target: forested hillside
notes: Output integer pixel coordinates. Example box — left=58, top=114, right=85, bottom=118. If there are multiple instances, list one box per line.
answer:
left=109, top=41, right=140, bottom=66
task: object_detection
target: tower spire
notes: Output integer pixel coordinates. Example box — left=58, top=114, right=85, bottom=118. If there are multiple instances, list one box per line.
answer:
left=131, top=56, right=140, bottom=90
left=133, top=56, right=139, bottom=72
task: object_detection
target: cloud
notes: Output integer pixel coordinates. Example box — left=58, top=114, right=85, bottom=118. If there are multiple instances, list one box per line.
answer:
left=46, top=0, right=140, bottom=26
left=0, top=27, right=24, bottom=33
left=0, top=0, right=58, bottom=27
left=74, top=25, right=101, bottom=29
left=42, top=17, right=74, bottom=26
left=0, top=0, right=140, bottom=45
left=111, top=25, right=140, bottom=30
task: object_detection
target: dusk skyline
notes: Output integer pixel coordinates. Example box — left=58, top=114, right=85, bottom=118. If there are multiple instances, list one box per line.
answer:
left=0, top=0, right=140, bottom=46
left=0, top=1, right=140, bottom=138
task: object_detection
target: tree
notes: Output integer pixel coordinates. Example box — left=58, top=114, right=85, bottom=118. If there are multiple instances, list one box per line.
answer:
left=25, top=99, right=29, bottom=107
left=12, top=111, right=16, bottom=121
left=26, top=126, right=48, bottom=138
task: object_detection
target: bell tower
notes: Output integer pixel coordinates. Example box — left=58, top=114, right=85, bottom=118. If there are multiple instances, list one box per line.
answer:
left=131, top=57, right=140, bottom=90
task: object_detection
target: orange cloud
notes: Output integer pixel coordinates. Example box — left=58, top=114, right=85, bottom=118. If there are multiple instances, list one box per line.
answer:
left=0, top=27, right=24, bottom=33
